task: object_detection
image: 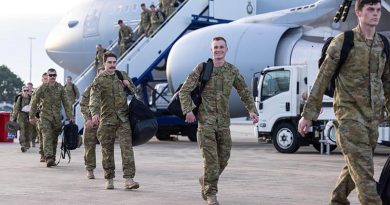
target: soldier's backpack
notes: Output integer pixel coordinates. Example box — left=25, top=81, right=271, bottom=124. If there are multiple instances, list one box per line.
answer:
left=167, top=59, right=213, bottom=119
left=318, top=30, right=389, bottom=98
left=58, top=121, right=79, bottom=164
left=115, top=70, right=158, bottom=146
left=377, top=155, right=390, bottom=204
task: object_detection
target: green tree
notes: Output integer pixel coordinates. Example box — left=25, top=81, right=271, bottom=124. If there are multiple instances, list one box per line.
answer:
left=0, top=65, right=24, bottom=103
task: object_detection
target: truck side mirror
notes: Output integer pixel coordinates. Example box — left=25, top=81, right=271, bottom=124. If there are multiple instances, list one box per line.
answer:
left=252, top=76, right=259, bottom=98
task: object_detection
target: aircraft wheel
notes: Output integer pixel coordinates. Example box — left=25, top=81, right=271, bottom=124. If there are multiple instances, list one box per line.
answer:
left=272, top=122, right=300, bottom=153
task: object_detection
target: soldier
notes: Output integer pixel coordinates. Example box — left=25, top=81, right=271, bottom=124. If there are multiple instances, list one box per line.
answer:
left=90, top=52, right=139, bottom=190
left=12, top=86, right=33, bottom=152
left=118, top=19, right=134, bottom=56
left=179, top=36, right=258, bottom=205
left=26, top=82, right=37, bottom=147
left=298, top=0, right=390, bottom=204
left=159, top=0, right=176, bottom=17
left=80, top=68, right=104, bottom=179
left=137, top=3, right=151, bottom=37
left=147, top=4, right=164, bottom=37
left=64, top=76, right=80, bottom=105
left=33, top=72, right=49, bottom=162
left=95, top=44, right=107, bottom=69
left=29, top=68, right=74, bottom=167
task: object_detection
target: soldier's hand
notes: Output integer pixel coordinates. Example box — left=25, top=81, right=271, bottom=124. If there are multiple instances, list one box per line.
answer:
left=298, top=117, right=312, bottom=137
left=249, top=112, right=258, bottom=124
left=69, top=117, right=75, bottom=123
left=85, top=119, right=93, bottom=129
left=92, top=115, right=100, bottom=126
left=122, top=80, right=130, bottom=88
left=29, top=117, right=37, bottom=125
left=185, top=112, right=196, bottom=123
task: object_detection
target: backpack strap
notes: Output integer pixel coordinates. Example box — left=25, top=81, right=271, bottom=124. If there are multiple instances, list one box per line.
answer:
left=337, top=30, right=354, bottom=73
left=198, top=58, right=214, bottom=94
left=115, top=70, right=132, bottom=95
left=72, top=84, right=77, bottom=97
left=378, top=33, right=390, bottom=60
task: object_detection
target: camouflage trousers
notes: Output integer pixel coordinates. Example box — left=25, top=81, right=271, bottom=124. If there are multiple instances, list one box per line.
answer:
left=37, top=122, right=44, bottom=157
left=29, top=123, right=37, bottom=144
left=137, top=25, right=149, bottom=37
left=97, top=119, right=136, bottom=179
left=17, top=116, right=32, bottom=149
left=197, top=124, right=232, bottom=196
left=83, top=124, right=98, bottom=171
left=330, top=120, right=382, bottom=205
left=163, top=6, right=175, bottom=17
left=147, top=24, right=159, bottom=37
left=41, top=118, right=62, bottom=160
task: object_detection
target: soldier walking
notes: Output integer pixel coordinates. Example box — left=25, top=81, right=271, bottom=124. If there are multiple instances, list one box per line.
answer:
left=147, top=4, right=164, bottom=37
left=298, top=0, right=390, bottom=204
left=159, top=0, right=176, bottom=17
left=29, top=68, right=74, bottom=167
left=137, top=3, right=151, bottom=37
left=80, top=68, right=103, bottom=179
left=26, top=82, right=37, bottom=147
left=179, top=36, right=258, bottom=205
left=118, top=20, right=134, bottom=56
left=89, top=52, right=139, bottom=190
left=95, top=44, right=107, bottom=69
left=12, top=86, right=33, bottom=152
left=64, top=75, right=80, bottom=105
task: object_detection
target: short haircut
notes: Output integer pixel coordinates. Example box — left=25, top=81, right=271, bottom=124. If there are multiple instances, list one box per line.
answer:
left=96, top=44, right=102, bottom=47
left=118, top=19, right=123, bottom=24
left=66, top=76, right=72, bottom=80
left=48, top=68, right=56, bottom=73
left=212, top=36, right=228, bottom=47
left=27, top=82, right=33, bottom=86
left=103, top=52, right=117, bottom=62
left=355, top=0, right=381, bottom=11
left=150, top=4, right=155, bottom=8
left=141, top=3, right=145, bottom=7
left=42, top=72, right=47, bottom=77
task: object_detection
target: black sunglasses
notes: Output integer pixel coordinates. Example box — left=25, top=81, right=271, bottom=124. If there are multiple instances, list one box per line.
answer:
left=48, top=74, right=57, bottom=77
left=23, top=90, right=29, bottom=92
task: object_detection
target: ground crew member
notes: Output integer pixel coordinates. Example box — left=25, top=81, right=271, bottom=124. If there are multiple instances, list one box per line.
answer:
left=138, top=3, right=151, bottom=37
left=64, top=76, right=80, bottom=105
left=29, top=68, right=74, bottom=167
left=147, top=4, right=164, bottom=37
left=298, top=0, right=390, bottom=204
left=33, top=72, right=48, bottom=162
left=80, top=68, right=103, bottom=179
left=118, top=20, right=134, bottom=56
left=179, top=36, right=259, bottom=205
left=90, top=52, right=139, bottom=190
left=95, top=44, right=107, bottom=69
left=26, top=82, right=37, bottom=147
left=12, top=86, right=33, bottom=152
left=159, top=0, right=176, bottom=17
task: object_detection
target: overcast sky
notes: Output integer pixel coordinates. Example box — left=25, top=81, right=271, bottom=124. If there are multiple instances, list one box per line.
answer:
left=0, top=0, right=87, bottom=87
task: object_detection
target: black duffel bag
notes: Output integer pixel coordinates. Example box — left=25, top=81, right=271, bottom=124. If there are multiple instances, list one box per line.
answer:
left=377, top=155, right=390, bottom=204
left=128, top=97, right=158, bottom=146
left=167, top=59, right=213, bottom=119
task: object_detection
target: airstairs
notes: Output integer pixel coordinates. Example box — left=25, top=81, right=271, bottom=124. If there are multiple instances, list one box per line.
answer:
left=73, top=0, right=230, bottom=136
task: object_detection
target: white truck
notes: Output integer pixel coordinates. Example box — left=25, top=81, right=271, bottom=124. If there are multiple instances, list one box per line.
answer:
left=252, top=65, right=390, bottom=154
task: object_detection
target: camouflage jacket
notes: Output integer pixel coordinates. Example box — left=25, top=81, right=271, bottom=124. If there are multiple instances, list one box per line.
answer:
left=118, top=25, right=134, bottom=44
left=159, top=0, right=175, bottom=8
left=89, top=70, right=136, bottom=125
left=29, top=82, right=73, bottom=122
left=64, top=83, right=80, bottom=104
left=80, top=85, right=92, bottom=121
left=150, top=11, right=164, bottom=26
left=12, top=95, right=31, bottom=121
left=140, top=9, right=151, bottom=28
left=302, top=26, right=390, bottom=124
left=179, top=61, right=257, bottom=127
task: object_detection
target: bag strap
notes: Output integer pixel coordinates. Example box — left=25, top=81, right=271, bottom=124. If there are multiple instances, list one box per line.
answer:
left=198, top=58, right=214, bottom=94
left=378, top=33, right=389, bottom=60
left=335, top=30, right=354, bottom=77
left=115, top=70, right=132, bottom=96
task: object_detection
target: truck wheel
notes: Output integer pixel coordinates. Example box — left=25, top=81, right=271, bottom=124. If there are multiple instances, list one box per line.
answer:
left=156, top=133, right=170, bottom=141
left=272, top=122, right=300, bottom=153
left=187, top=125, right=198, bottom=142
left=312, top=143, right=337, bottom=153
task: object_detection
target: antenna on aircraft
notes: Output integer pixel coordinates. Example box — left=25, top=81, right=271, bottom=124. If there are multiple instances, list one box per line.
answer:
left=334, top=0, right=353, bottom=23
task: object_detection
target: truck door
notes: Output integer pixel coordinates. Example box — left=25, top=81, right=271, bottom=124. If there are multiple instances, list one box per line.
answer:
left=258, top=69, right=293, bottom=132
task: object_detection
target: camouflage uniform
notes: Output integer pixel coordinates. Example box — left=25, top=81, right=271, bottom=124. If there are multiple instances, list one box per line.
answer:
left=12, top=95, right=32, bottom=149
left=160, top=0, right=176, bottom=17
left=31, top=86, right=45, bottom=158
left=147, top=11, right=164, bottom=37
left=30, top=82, right=73, bottom=160
left=302, top=26, right=390, bottom=205
left=118, top=25, right=134, bottom=56
left=95, top=49, right=107, bottom=69
left=138, top=9, right=151, bottom=36
left=64, top=83, right=80, bottom=105
left=179, top=62, right=257, bottom=197
left=89, top=70, right=137, bottom=179
left=80, top=85, right=98, bottom=171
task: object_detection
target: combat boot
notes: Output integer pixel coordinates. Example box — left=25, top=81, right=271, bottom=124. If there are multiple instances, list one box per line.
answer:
left=46, top=158, right=55, bottom=167
left=124, top=178, right=139, bottom=190
left=206, top=195, right=219, bottom=205
left=105, top=179, right=114, bottom=189
left=87, top=170, right=95, bottom=179
left=39, top=155, right=45, bottom=162
left=32, top=141, right=36, bottom=147
left=198, top=176, right=206, bottom=200
left=21, top=147, right=26, bottom=152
